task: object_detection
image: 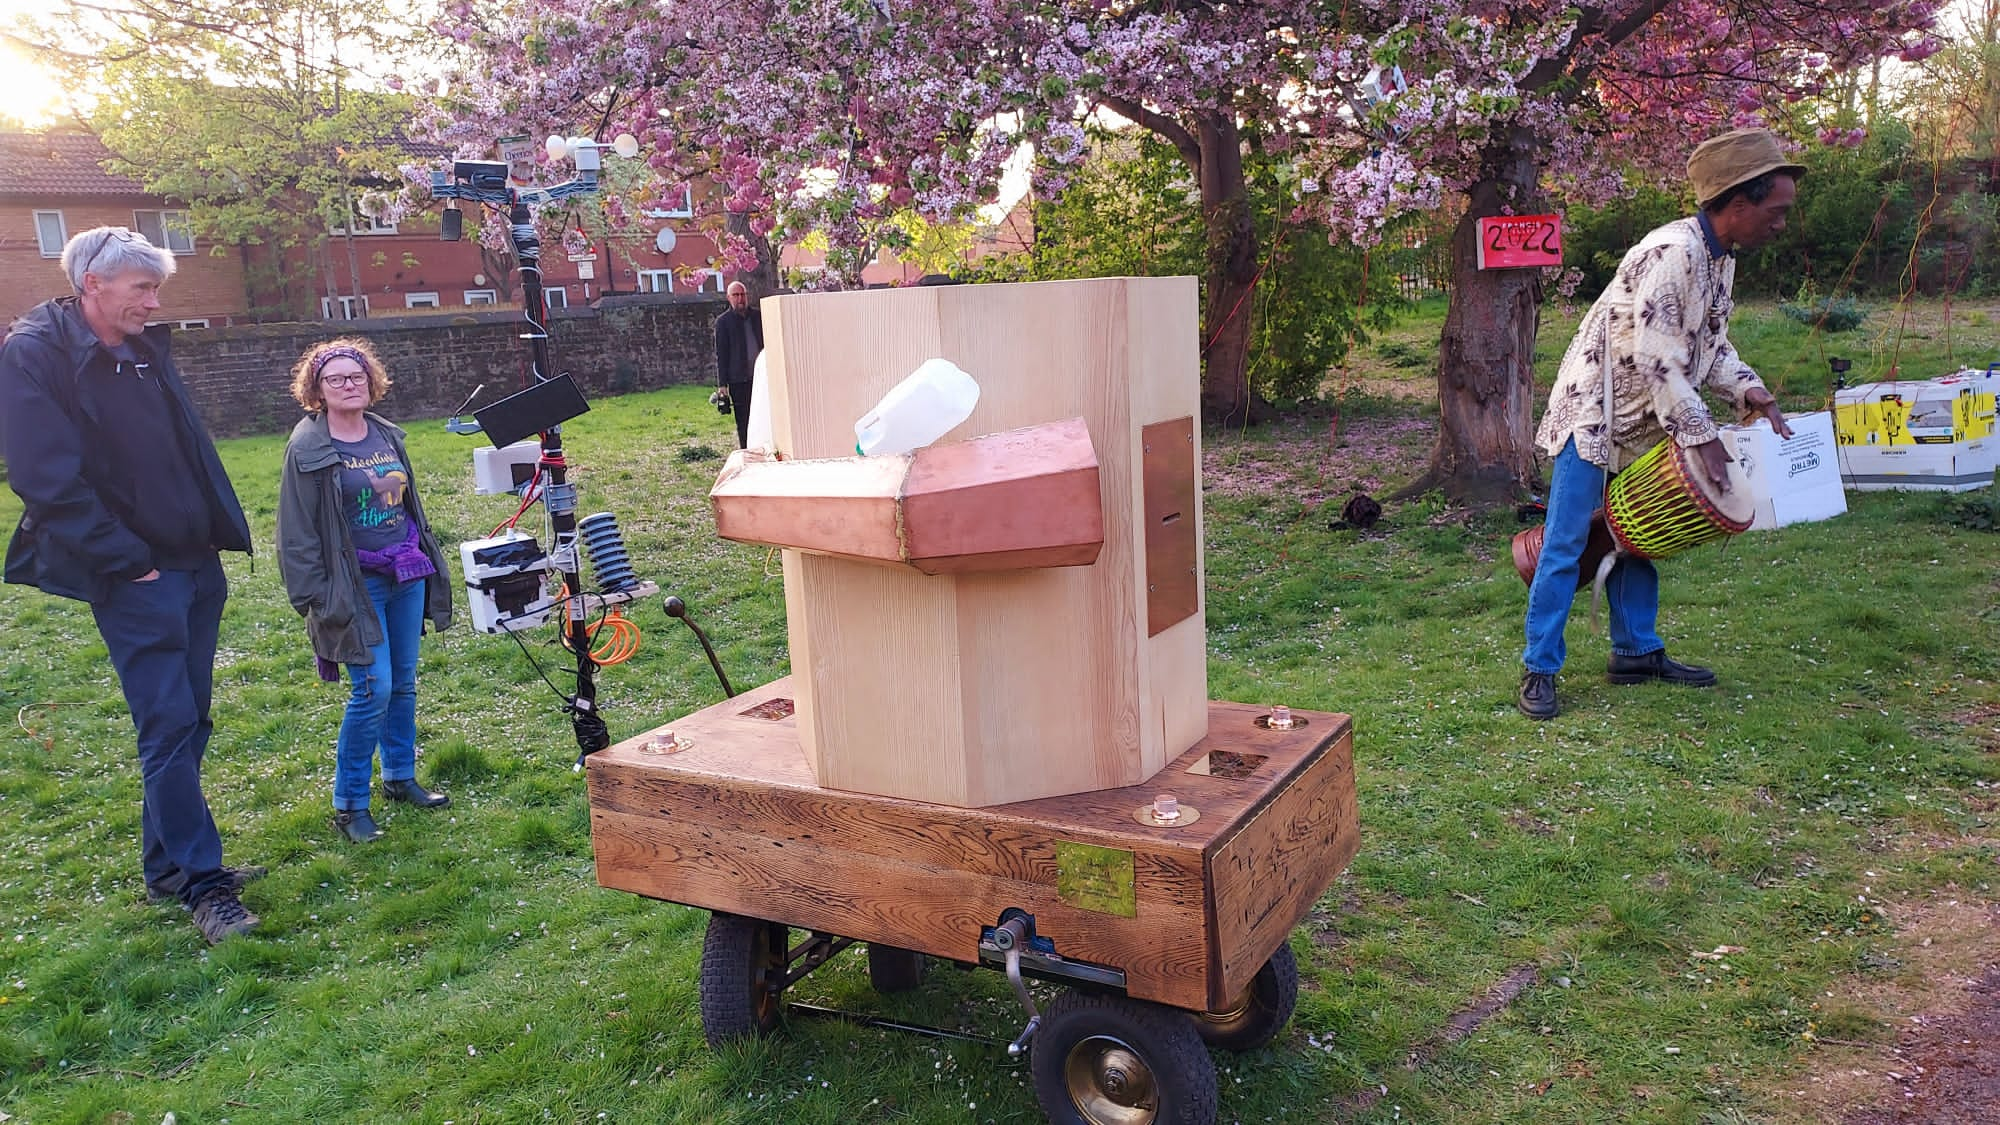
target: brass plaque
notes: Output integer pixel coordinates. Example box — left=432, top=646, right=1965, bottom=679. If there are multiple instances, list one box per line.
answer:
left=1142, top=416, right=1198, bottom=636
left=1055, top=840, right=1137, bottom=918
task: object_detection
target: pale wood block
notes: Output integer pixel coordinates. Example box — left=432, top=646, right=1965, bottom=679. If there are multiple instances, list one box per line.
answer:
left=711, top=451, right=909, bottom=564
left=709, top=418, right=1104, bottom=574
left=762, top=277, right=1206, bottom=806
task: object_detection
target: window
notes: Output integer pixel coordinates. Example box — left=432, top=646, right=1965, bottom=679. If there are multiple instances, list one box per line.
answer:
left=543, top=286, right=569, bottom=310
left=34, top=211, right=66, bottom=257
left=405, top=292, right=441, bottom=309
left=636, top=269, right=673, bottom=294
left=133, top=209, right=195, bottom=254
left=691, top=271, right=725, bottom=294
left=175, top=318, right=210, bottom=330
left=643, top=185, right=696, bottom=220
left=320, top=294, right=370, bottom=320
left=463, top=289, right=498, bottom=306
left=332, top=199, right=397, bottom=236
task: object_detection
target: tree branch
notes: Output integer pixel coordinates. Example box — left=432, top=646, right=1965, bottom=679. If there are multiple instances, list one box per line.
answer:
left=1095, top=93, right=1202, bottom=170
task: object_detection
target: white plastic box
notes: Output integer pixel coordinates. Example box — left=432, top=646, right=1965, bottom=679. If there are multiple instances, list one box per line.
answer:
left=472, top=440, right=541, bottom=495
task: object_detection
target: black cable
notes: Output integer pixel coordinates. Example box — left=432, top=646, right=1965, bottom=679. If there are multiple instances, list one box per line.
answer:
left=506, top=621, right=575, bottom=704
left=569, top=707, right=611, bottom=762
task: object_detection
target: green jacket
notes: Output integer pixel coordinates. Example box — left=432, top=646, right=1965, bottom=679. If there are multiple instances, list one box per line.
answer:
left=276, top=411, right=453, bottom=664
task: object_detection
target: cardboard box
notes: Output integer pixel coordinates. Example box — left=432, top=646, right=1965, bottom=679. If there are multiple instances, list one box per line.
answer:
left=1834, top=376, right=1998, bottom=492
left=1836, top=440, right=1995, bottom=491
left=1722, top=411, right=1847, bottom=529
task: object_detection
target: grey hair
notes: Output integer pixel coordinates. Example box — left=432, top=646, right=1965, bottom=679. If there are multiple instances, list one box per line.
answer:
left=61, top=226, right=176, bottom=293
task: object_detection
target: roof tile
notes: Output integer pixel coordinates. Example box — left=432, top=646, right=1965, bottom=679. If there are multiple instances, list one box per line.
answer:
left=0, top=133, right=146, bottom=199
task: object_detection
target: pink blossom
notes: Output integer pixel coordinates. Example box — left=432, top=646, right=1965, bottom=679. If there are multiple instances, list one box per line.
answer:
left=413, top=0, right=1942, bottom=282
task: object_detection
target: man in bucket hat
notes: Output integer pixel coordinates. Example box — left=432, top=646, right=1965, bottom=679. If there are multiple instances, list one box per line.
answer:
left=1517, top=128, right=1799, bottom=721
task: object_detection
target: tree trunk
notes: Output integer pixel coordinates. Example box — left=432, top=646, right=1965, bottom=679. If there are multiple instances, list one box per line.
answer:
left=316, top=234, right=338, bottom=320
left=1195, top=113, right=1260, bottom=425
left=1399, top=125, right=1545, bottom=504
left=479, top=243, right=519, bottom=302
left=727, top=210, right=781, bottom=298
left=340, top=189, right=364, bottom=316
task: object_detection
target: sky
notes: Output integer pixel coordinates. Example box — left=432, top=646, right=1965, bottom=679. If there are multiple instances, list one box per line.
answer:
left=0, top=1, right=78, bottom=128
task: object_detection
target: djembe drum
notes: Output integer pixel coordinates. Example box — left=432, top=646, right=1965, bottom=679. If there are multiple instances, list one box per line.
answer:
left=1513, top=438, right=1754, bottom=588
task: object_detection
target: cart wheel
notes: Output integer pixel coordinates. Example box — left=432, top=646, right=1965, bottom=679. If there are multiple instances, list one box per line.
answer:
left=699, top=912, right=788, bottom=1046
left=1030, top=990, right=1218, bottom=1125
left=1193, top=943, right=1298, bottom=1051
left=866, top=943, right=927, bottom=993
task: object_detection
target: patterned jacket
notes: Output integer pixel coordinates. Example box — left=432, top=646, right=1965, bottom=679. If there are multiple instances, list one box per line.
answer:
left=1535, top=216, right=1767, bottom=471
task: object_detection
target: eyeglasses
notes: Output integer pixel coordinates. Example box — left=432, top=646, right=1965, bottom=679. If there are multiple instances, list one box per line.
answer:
left=320, top=372, right=369, bottom=388
left=81, top=229, right=141, bottom=279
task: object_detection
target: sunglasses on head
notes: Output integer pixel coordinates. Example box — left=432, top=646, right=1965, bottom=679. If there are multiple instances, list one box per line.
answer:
left=81, top=229, right=141, bottom=280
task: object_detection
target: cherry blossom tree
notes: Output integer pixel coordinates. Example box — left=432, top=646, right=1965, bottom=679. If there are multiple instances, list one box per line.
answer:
left=426, top=0, right=1940, bottom=493
left=1305, top=0, right=1943, bottom=498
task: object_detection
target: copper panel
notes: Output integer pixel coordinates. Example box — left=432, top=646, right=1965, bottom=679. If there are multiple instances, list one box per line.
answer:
left=1142, top=416, right=1198, bottom=636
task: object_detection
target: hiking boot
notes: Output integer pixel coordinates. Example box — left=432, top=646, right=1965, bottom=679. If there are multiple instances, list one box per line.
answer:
left=334, top=808, right=385, bottom=843
left=190, top=886, right=259, bottom=945
left=381, top=778, right=450, bottom=808
left=1517, top=670, right=1559, bottom=721
left=1607, top=650, right=1717, bottom=687
left=147, top=864, right=268, bottom=906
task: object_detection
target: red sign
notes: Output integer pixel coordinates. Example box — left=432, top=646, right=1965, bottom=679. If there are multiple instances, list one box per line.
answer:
left=1476, top=214, right=1563, bottom=270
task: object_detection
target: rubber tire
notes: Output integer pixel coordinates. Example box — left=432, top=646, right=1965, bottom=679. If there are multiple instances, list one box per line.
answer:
left=1030, top=990, right=1219, bottom=1125
left=698, top=912, right=787, bottom=1046
left=1193, top=943, right=1299, bottom=1051
left=866, top=943, right=927, bottom=993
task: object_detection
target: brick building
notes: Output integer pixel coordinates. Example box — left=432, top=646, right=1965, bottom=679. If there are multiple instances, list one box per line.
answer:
left=299, top=180, right=729, bottom=321
left=0, top=131, right=732, bottom=327
left=0, top=131, right=251, bottom=328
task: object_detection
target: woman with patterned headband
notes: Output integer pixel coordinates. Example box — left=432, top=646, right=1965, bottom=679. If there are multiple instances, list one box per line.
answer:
left=275, top=338, right=455, bottom=843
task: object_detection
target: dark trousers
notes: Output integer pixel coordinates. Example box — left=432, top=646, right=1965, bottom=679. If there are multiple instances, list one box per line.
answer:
left=729, top=379, right=753, bottom=448
left=89, top=555, right=230, bottom=906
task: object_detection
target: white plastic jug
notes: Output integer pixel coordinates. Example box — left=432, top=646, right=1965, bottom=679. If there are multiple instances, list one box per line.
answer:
left=853, top=358, right=980, bottom=456
left=744, top=351, right=773, bottom=452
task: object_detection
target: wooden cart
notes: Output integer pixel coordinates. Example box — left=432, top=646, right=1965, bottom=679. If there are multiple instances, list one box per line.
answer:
left=586, top=676, right=1359, bottom=1125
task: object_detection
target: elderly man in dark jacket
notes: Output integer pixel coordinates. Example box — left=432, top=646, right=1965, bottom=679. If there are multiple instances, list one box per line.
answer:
left=713, top=280, right=763, bottom=448
left=0, top=226, right=261, bottom=944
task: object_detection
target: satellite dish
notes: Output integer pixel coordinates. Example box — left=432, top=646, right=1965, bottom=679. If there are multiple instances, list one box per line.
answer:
left=654, top=227, right=678, bottom=254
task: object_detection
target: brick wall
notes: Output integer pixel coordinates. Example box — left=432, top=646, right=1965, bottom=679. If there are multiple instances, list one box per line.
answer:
left=173, top=292, right=728, bottom=438
left=0, top=199, right=249, bottom=327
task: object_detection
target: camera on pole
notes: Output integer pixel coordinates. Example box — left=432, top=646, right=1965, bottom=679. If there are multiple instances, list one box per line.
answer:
left=426, top=131, right=660, bottom=765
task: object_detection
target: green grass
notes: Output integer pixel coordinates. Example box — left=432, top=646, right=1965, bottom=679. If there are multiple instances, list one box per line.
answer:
left=1, top=338, right=1996, bottom=1123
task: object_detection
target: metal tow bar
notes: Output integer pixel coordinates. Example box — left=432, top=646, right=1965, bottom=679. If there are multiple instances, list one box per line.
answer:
left=977, top=909, right=1128, bottom=1057
left=991, top=915, right=1041, bottom=1057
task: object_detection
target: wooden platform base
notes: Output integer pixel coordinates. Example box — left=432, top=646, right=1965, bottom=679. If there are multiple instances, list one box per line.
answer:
left=586, top=677, right=1359, bottom=1012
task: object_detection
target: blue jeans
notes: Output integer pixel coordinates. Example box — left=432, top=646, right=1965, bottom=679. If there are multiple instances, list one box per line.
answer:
left=90, top=556, right=230, bottom=906
left=1522, top=438, right=1663, bottom=674
left=333, top=573, right=425, bottom=811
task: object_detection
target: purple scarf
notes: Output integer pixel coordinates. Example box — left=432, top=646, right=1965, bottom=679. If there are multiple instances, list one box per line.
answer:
left=316, top=522, right=436, bottom=683
left=355, top=518, right=437, bottom=583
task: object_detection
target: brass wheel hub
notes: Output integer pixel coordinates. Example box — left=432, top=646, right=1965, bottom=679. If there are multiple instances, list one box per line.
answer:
left=750, top=926, right=782, bottom=1024
left=1063, top=1036, right=1159, bottom=1124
